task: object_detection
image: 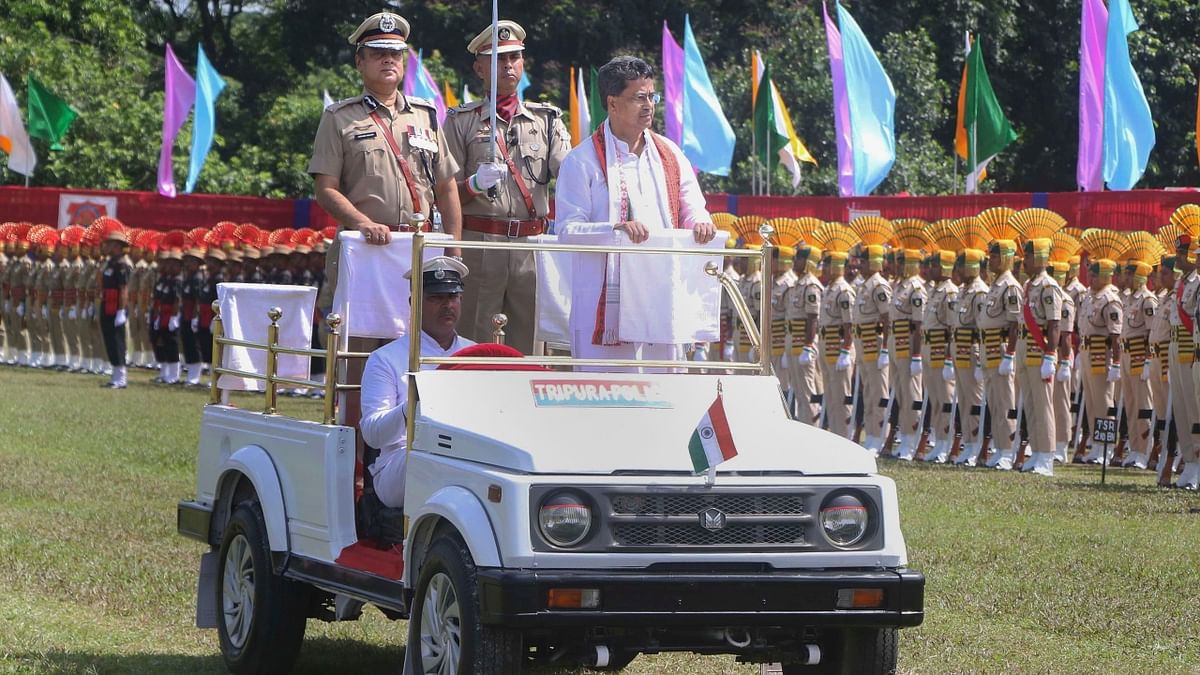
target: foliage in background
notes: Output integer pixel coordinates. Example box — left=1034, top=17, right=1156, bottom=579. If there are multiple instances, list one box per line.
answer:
left=1, top=0, right=1199, bottom=197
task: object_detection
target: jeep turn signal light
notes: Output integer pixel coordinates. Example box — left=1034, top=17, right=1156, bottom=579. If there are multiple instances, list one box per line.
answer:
left=547, top=588, right=601, bottom=609
left=836, top=588, right=884, bottom=609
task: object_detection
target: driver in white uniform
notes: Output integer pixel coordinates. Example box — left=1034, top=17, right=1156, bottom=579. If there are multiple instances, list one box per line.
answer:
left=360, top=256, right=476, bottom=508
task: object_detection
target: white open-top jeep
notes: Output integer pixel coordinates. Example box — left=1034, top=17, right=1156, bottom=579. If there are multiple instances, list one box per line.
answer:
left=177, top=231, right=924, bottom=674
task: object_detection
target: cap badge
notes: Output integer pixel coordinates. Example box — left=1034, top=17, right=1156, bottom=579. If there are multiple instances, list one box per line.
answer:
left=434, top=269, right=446, bottom=280
left=380, top=15, right=397, bottom=32
left=498, top=27, right=512, bottom=40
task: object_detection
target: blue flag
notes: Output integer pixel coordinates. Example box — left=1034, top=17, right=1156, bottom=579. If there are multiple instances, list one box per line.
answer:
left=517, top=72, right=531, bottom=101
left=185, top=45, right=226, bottom=193
left=681, top=15, right=735, bottom=176
left=1102, top=0, right=1155, bottom=191
left=836, top=2, right=895, bottom=196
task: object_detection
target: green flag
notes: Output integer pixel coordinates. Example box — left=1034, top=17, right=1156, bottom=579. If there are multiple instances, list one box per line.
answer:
left=26, top=76, right=78, bottom=151
left=587, top=66, right=606, bottom=132
left=752, top=63, right=788, bottom=174
left=960, top=41, right=1016, bottom=191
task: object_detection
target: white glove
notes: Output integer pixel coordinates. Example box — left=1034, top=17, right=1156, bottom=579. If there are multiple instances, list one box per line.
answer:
left=145, top=311, right=151, bottom=326
left=1074, top=352, right=1082, bottom=371
left=168, top=313, right=180, bottom=331
left=1056, top=360, right=1071, bottom=382
left=878, top=348, right=890, bottom=370
left=974, top=366, right=984, bottom=381
left=910, top=357, right=923, bottom=376
left=469, top=162, right=508, bottom=191
left=998, top=353, right=1014, bottom=376
left=836, top=348, right=852, bottom=372
left=1040, top=355, right=1056, bottom=380
left=16, top=302, right=24, bottom=318
left=114, top=309, right=127, bottom=328
left=692, top=343, right=708, bottom=361
left=68, top=307, right=77, bottom=321
left=797, top=345, right=815, bottom=366
left=41, top=305, right=48, bottom=320
left=942, top=363, right=954, bottom=381
left=1141, top=361, right=1152, bottom=382
left=1106, top=363, right=1120, bottom=382
left=721, top=343, right=734, bottom=361
left=191, top=317, right=199, bottom=332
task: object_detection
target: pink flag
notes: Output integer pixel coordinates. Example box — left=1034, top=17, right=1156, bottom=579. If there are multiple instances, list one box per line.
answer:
left=403, top=49, right=447, bottom=126
left=662, top=21, right=684, bottom=146
left=822, top=2, right=855, bottom=197
left=158, top=44, right=196, bottom=198
left=1077, top=0, right=1107, bottom=192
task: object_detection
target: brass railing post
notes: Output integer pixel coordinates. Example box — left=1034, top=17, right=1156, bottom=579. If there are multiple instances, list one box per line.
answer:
left=323, top=313, right=342, bottom=425
left=491, top=313, right=508, bottom=344
left=209, top=300, right=223, bottom=404
left=264, top=307, right=282, bottom=414
left=758, top=223, right=775, bottom=376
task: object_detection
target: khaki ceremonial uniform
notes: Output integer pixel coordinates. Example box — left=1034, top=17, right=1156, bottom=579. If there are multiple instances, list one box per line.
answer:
left=83, top=258, right=104, bottom=371
left=820, top=276, right=855, bottom=438
left=768, top=270, right=797, bottom=391
left=129, top=259, right=149, bottom=365
left=139, top=260, right=158, bottom=366
left=29, top=258, right=52, bottom=365
left=46, top=259, right=67, bottom=367
left=9, top=256, right=33, bottom=364
left=787, top=271, right=824, bottom=425
left=978, top=270, right=1022, bottom=455
left=923, top=278, right=958, bottom=459
left=1119, top=286, right=1158, bottom=457
left=853, top=272, right=891, bottom=449
left=1148, top=289, right=1172, bottom=455
left=952, top=277, right=988, bottom=460
left=62, top=258, right=83, bottom=370
left=1173, top=271, right=1200, bottom=464
left=735, top=270, right=762, bottom=362
left=1053, top=287, right=1076, bottom=452
left=889, top=275, right=927, bottom=457
left=309, top=93, right=459, bottom=313
left=1078, top=284, right=1123, bottom=460
left=1016, top=271, right=1062, bottom=456
left=445, top=99, right=570, bottom=352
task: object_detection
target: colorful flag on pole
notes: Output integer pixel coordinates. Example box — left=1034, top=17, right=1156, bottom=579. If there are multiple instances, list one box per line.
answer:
left=185, top=45, right=226, bottom=194
left=681, top=15, right=735, bottom=176
left=568, top=66, right=591, bottom=146
left=753, top=52, right=816, bottom=189
left=822, top=2, right=855, bottom=197
left=403, top=49, right=447, bottom=125
left=517, top=71, right=531, bottom=101
left=662, top=21, right=685, bottom=146
left=0, top=73, right=36, bottom=176
left=954, top=36, right=1017, bottom=193
left=588, top=66, right=605, bottom=133
left=688, top=387, right=738, bottom=474
left=1077, top=0, right=1108, bottom=191
left=1102, top=0, right=1155, bottom=191
left=25, top=76, right=78, bottom=151
left=462, top=84, right=476, bottom=104
left=444, top=80, right=460, bottom=109
left=157, top=43, right=195, bottom=198
left=322, top=89, right=334, bottom=109
left=835, top=1, right=895, bottom=196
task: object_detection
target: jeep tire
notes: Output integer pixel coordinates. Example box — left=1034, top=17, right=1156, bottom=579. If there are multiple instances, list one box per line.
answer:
left=216, top=503, right=309, bottom=675
left=407, top=534, right=522, bottom=675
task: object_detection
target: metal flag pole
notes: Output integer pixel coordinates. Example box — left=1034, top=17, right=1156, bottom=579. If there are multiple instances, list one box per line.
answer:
left=488, top=0, right=499, bottom=165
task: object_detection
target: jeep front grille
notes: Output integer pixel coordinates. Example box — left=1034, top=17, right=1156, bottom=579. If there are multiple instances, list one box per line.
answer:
left=612, top=522, right=806, bottom=547
left=611, top=493, right=805, bottom=517
left=604, top=490, right=814, bottom=551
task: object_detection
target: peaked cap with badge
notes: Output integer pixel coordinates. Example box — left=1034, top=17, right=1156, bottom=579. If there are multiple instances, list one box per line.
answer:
left=349, top=12, right=410, bottom=51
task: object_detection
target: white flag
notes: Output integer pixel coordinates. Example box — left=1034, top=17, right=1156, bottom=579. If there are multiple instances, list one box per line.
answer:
left=0, top=73, right=36, bottom=177
left=322, top=89, right=334, bottom=109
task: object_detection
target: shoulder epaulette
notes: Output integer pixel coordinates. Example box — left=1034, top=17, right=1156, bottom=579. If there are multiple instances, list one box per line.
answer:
left=525, top=100, right=563, bottom=115
left=449, top=100, right=484, bottom=115
left=407, top=95, right=435, bottom=110
left=325, top=96, right=359, bottom=113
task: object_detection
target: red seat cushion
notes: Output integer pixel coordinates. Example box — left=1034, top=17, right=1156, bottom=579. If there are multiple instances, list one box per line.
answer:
left=437, top=342, right=548, bottom=371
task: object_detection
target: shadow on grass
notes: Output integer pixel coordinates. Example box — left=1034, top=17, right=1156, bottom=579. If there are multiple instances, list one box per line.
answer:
left=5, top=638, right=405, bottom=674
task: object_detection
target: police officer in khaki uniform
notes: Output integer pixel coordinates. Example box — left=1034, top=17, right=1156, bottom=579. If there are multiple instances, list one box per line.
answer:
left=446, top=20, right=570, bottom=353
left=952, top=249, right=989, bottom=466
left=1147, top=257, right=1176, bottom=476
left=767, top=246, right=797, bottom=395
left=1077, top=255, right=1124, bottom=464
left=889, top=249, right=927, bottom=460
left=788, top=244, right=824, bottom=426
left=1047, top=259, right=1076, bottom=463
left=921, top=250, right=958, bottom=463
left=45, top=231, right=69, bottom=370
left=818, top=246, right=856, bottom=439
left=1015, top=238, right=1062, bottom=475
left=1118, top=258, right=1158, bottom=469
left=9, top=228, right=35, bottom=366
left=735, top=250, right=763, bottom=363
left=978, top=239, right=1022, bottom=469
left=852, top=245, right=891, bottom=455
left=29, top=227, right=55, bottom=368
left=1172, top=235, right=1200, bottom=488
left=309, top=11, right=463, bottom=317
left=60, top=226, right=86, bottom=372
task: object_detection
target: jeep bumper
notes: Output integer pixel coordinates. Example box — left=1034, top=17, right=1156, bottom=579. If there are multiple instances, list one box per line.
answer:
left=475, top=567, right=924, bottom=628
left=178, top=500, right=214, bottom=544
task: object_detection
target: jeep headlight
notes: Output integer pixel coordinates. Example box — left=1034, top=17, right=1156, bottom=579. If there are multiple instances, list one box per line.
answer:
left=819, top=493, right=870, bottom=547
left=538, top=491, right=593, bottom=548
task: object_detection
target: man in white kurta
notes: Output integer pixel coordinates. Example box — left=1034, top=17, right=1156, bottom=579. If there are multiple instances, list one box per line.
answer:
left=360, top=257, right=476, bottom=508
left=554, top=56, right=716, bottom=364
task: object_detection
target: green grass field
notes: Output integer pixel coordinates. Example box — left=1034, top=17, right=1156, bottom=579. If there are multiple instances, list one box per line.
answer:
left=1, top=365, right=1198, bottom=674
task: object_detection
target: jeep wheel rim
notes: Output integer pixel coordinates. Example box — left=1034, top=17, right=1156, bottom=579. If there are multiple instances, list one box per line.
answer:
left=222, top=534, right=255, bottom=649
left=419, top=572, right=461, bottom=675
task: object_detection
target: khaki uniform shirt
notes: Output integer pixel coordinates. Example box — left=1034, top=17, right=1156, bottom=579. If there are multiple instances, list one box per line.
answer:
left=977, top=270, right=1022, bottom=331
left=891, top=275, right=927, bottom=325
left=445, top=100, right=570, bottom=220
left=926, top=279, right=958, bottom=331
left=32, top=259, right=53, bottom=307
left=1122, top=286, right=1157, bottom=339
left=308, top=93, right=459, bottom=227
left=819, top=276, right=854, bottom=363
left=1024, top=271, right=1062, bottom=328
left=11, top=257, right=34, bottom=307
left=1149, top=289, right=1173, bottom=344
left=787, top=272, right=824, bottom=323
left=47, top=259, right=67, bottom=310
left=1079, top=285, right=1123, bottom=339
left=1180, top=271, right=1200, bottom=335
left=852, top=272, right=891, bottom=325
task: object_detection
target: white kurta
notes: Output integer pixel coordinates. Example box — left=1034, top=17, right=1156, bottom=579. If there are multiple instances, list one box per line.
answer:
left=554, top=121, right=711, bottom=367
left=359, top=330, right=476, bottom=507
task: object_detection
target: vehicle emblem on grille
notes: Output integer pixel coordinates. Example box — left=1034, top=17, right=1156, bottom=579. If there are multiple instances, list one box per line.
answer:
left=699, top=507, right=727, bottom=530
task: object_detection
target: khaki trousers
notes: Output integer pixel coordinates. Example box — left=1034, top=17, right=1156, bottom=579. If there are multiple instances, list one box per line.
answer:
left=789, top=350, right=823, bottom=426
left=820, top=342, right=854, bottom=438
left=890, top=335, right=921, bottom=437
left=954, top=363, right=985, bottom=445
left=923, top=345, right=955, bottom=441
left=983, top=366, right=1017, bottom=451
left=1016, top=341, right=1055, bottom=453
left=48, top=307, right=66, bottom=364
left=1080, top=345, right=1117, bottom=442
left=1120, top=351, right=1154, bottom=450
left=29, top=312, right=46, bottom=359
left=1053, top=370, right=1072, bottom=446
left=855, top=336, right=890, bottom=440
left=458, top=230, right=538, bottom=355
left=1168, top=341, right=1198, bottom=461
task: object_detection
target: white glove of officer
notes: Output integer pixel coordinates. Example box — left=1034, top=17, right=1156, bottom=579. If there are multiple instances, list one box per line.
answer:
left=168, top=313, right=180, bottom=332
left=1040, top=355, right=1056, bottom=380
left=1141, top=361, right=1153, bottom=382
left=1106, top=362, right=1121, bottom=382
left=998, top=352, right=1014, bottom=376
left=797, top=345, right=815, bottom=366
left=145, top=311, right=151, bottom=326
left=469, top=162, right=508, bottom=192
left=974, top=366, right=984, bottom=381
left=1056, top=360, right=1071, bottom=382
left=86, top=305, right=95, bottom=320
left=910, top=356, right=923, bottom=376
left=114, top=309, right=127, bottom=328
left=1074, top=352, right=1082, bottom=371
left=191, top=317, right=199, bottom=333
left=942, top=363, right=954, bottom=381
left=68, top=307, right=77, bottom=321
left=877, top=348, right=890, bottom=370
left=836, top=348, right=852, bottom=372
left=16, top=302, right=24, bottom=318
left=41, top=305, right=48, bottom=320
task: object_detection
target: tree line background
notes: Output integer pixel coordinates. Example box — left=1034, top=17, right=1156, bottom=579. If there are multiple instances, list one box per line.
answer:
left=2, top=0, right=1198, bottom=199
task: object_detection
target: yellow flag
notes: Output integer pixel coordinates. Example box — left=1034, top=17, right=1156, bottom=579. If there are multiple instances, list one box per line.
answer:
left=444, top=80, right=460, bottom=109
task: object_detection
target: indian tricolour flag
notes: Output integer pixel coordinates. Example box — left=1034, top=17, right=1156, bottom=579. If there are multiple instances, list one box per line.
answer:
left=689, top=392, right=738, bottom=474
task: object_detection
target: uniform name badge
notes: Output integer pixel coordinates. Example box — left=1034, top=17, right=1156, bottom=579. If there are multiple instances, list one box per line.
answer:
left=407, top=125, right=438, bottom=153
